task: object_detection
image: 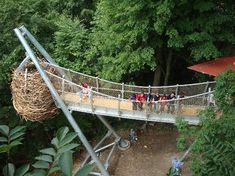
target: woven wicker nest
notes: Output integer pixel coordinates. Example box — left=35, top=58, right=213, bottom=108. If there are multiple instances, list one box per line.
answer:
left=11, top=63, right=59, bottom=121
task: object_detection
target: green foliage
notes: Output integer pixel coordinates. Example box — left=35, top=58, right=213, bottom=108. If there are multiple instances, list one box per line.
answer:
left=59, top=151, right=73, bottom=176
left=176, top=135, right=187, bottom=151
left=49, top=0, right=95, bottom=25
left=0, top=0, right=56, bottom=84
left=1, top=126, right=92, bottom=176
left=90, top=0, right=158, bottom=81
left=3, top=163, right=15, bottom=176
left=31, top=127, right=78, bottom=175
left=175, top=117, right=197, bottom=151
left=214, top=70, right=235, bottom=113
left=90, top=0, right=235, bottom=84
left=191, top=134, right=235, bottom=176
left=190, top=71, right=235, bottom=176
left=54, top=15, right=91, bottom=74
left=175, top=117, right=189, bottom=134
left=203, top=136, right=235, bottom=175
left=75, top=163, right=95, bottom=176
left=0, top=125, right=25, bottom=154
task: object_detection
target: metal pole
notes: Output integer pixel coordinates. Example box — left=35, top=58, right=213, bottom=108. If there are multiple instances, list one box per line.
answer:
left=14, top=28, right=110, bottom=176
left=95, top=142, right=115, bottom=153
left=176, top=95, right=180, bottom=114
left=81, top=131, right=112, bottom=167
left=121, top=83, right=124, bottom=99
left=204, top=81, right=209, bottom=93
left=118, top=94, right=121, bottom=116
left=19, top=26, right=56, bottom=65
left=96, top=77, right=99, bottom=92
left=202, top=81, right=210, bottom=105
left=17, top=54, right=30, bottom=71
left=90, top=87, right=94, bottom=112
left=207, top=87, right=211, bottom=106
left=96, top=115, right=120, bottom=139
left=96, top=115, right=130, bottom=149
left=19, top=26, right=70, bottom=80
left=148, top=85, right=151, bottom=94
left=145, top=101, right=149, bottom=119
left=104, top=143, right=117, bottom=169
left=175, top=84, right=179, bottom=96
left=62, top=75, right=65, bottom=96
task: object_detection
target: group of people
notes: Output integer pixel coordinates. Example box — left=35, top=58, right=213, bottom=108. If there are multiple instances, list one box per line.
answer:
left=130, top=92, right=179, bottom=114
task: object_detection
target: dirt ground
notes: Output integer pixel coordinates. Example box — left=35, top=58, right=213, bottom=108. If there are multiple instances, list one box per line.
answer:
left=74, top=124, right=192, bottom=176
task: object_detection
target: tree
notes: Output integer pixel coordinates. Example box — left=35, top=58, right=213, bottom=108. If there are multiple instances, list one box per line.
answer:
left=53, top=15, right=92, bottom=74
left=49, top=0, right=96, bottom=27
left=89, top=0, right=235, bottom=85
left=190, top=71, right=235, bottom=176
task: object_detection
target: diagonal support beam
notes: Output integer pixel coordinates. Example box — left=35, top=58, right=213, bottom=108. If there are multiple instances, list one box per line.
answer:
left=19, top=26, right=56, bottom=65
left=16, top=53, right=30, bottom=71
left=97, top=115, right=130, bottom=149
left=19, top=26, right=70, bottom=80
left=14, top=28, right=110, bottom=176
left=81, top=115, right=130, bottom=170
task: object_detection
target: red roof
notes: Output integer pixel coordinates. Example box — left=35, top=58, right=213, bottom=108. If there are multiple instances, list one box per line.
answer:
left=188, top=56, right=235, bottom=76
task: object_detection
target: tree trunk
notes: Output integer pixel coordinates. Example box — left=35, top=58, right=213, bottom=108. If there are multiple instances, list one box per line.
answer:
left=153, top=67, right=161, bottom=86
left=164, top=49, right=173, bottom=86
left=153, top=48, right=163, bottom=86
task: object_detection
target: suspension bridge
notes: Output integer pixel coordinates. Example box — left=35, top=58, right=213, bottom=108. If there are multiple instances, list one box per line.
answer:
left=45, top=62, right=215, bottom=125
left=14, top=26, right=215, bottom=176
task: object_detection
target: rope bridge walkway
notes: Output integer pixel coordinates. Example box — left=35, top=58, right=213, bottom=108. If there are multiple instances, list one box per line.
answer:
left=44, top=62, right=215, bottom=125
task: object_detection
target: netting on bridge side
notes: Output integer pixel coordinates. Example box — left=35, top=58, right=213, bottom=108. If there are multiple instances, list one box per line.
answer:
left=44, top=63, right=123, bottom=97
left=44, top=62, right=215, bottom=100
left=96, top=79, right=123, bottom=98
left=177, top=83, right=208, bottom=96
left=46, top=71, right=214, bottom=118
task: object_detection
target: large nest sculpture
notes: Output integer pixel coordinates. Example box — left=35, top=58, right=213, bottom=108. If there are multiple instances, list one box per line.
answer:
left=11, top=63, right=59, bottom=121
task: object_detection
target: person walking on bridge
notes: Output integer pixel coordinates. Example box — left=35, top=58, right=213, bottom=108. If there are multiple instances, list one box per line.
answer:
left=159, top=94, right=168, bottom=113
left=136, top=91, right=146, bottom=111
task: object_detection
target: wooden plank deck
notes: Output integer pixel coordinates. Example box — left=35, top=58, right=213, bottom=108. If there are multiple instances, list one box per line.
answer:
left=62, top=93, right=203, bottom=117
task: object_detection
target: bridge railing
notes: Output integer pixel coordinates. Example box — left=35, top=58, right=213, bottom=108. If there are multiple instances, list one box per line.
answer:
left=46, top=71, right=215, bottom=118
left=44, top=63, right=215, bottom=99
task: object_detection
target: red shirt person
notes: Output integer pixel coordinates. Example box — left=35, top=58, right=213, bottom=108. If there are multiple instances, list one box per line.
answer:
left=136, top=92, right=146, bottom=110
left=159, top=94, right=168, bottom=113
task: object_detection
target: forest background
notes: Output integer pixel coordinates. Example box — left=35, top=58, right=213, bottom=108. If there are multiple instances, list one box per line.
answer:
left=0, top=0, right=234, bottom=175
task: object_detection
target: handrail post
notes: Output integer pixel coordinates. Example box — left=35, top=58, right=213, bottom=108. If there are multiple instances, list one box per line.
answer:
left=62, top=75, right=65, bottom=96
left=175, top=84, right=179, bottom=96
left=202, top=81, right=209, bottom=105
left=67, top=69, right=73, bottom=92
left=121, top=83, right=124, bottom=99
left=204, top=81, right=209, bottom=93
left=96, top=77, right=99, bottom=92
left=90, top=87, right=94, bottom=112
left=118, top=94, right=121, bottom=116
left=148, top=85, right=151, bottom=94
left=207, top=87, right=211, bottom=106
left=145, top=101, right=149, bottom=119
left=176, top=95, right=180, bottom=114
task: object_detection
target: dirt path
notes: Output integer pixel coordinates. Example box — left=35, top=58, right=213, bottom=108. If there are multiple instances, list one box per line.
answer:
left=109, top=125, right=191, bottom=176
left=73, top=124, right=192, bottom=176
